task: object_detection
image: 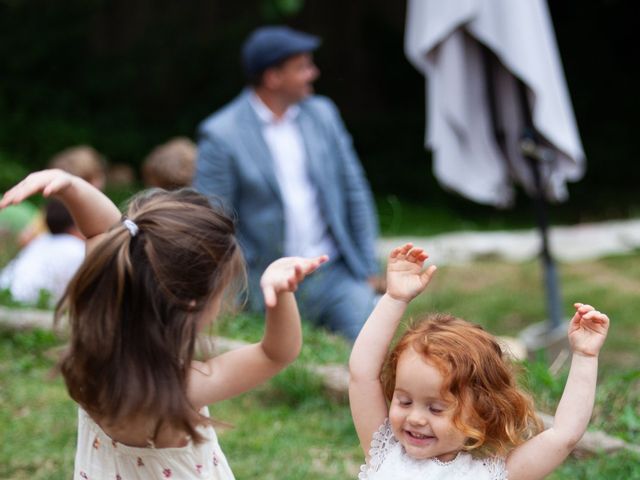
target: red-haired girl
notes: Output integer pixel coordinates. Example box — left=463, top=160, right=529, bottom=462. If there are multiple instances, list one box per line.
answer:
left=350, top=243, right=609, bottom=480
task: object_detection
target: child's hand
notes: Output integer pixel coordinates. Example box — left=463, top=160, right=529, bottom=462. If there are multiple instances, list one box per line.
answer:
left=568, top=303, right=610, bottom=357
left=386, top=243, right=437, bottom=303
left=260, top=255, right=329, bottom=308
left=0, top=169, right=75, bottom=209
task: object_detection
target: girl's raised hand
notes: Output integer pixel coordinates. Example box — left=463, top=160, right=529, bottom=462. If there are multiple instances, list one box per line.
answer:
left=260, top=255, right=329, bottom=308
left=386, top=243, right=437, bottom=303
left=0, top=169, right=75, bottom=209
left=568, top=303, right=610, bottom=357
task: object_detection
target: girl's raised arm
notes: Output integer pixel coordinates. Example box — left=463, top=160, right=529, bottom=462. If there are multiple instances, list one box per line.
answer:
left=506, top=303, right=610, bottom=480
left=0, top=169, right=121, bottom=246
left=349, top=244, right=436, bottom=457
left=188, top=255, right=328, bottom=408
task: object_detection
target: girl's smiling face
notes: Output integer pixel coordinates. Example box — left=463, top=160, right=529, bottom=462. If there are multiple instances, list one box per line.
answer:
left=389, top=347, right=467, bottom=462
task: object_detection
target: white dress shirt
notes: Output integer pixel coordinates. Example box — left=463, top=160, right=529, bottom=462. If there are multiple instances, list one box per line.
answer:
left=249, top=92, right=338, bottom=259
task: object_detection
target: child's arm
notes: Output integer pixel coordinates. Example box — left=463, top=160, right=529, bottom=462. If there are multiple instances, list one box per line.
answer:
left=349, top=244, right=436, bottom=456
left=188, top=255, right=328, bottom=407
left=0, top=169, right=121, bottom=250
left=506, top=303, right=610, bottom=480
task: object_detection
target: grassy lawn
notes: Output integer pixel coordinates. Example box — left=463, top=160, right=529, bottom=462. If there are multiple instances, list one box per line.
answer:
left=2, top=251, right=640, bottom=479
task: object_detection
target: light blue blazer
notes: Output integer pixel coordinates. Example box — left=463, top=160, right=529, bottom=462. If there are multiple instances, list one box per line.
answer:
left=194, top=90, right=379, bottom=297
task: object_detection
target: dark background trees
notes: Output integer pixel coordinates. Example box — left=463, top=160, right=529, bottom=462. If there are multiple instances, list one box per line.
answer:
left=1, top=0, right=636, bottom=224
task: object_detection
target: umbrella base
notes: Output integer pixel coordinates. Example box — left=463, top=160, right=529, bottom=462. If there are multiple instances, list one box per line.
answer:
left=519, top=320, right=569, bottom=364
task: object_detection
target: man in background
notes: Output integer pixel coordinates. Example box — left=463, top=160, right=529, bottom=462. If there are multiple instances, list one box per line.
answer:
left=193, top=25, right=380, bottom=341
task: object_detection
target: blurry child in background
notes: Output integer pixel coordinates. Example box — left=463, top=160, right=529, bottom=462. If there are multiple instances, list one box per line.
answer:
left=0, top=199, right=84, bottom=305
left=16, top=145, right=107, bottom=247
left=48, top=145, right=107, bottom=190
left=142, top=137, right=196, bottom=190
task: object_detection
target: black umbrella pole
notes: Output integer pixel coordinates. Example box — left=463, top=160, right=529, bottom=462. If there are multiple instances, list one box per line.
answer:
left=523, top=142, right=563, bottom=332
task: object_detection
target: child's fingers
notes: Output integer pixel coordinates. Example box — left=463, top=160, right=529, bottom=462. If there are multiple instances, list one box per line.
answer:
left=43, top=179, right=63, bottom=197
left=289, top=264, right=304, bottom=287
left=295, top=264, right=305, bottom=281
left=298, top=256, right=326, bottom=277
left=287, top=277, right=298, bottom=291
left=572, top=303, right=594, bottom=320
left=420, top=265, right=437, bottom=286
left=583, top=310, right=609, bottom=325
left=262, top=285, right=277, bottom=308
left=390, top=243, right=413, bottom=259
left=407, top=247, right=425, bottom=260
left=577, top=303, right=594, bottom=312
left=0, top=194, right=12, bottom=208
left=0, top=184, right=25, bottom=206
left=310, top=255, right=329, bottom=271
left=422, top=264, right=437, bottom=280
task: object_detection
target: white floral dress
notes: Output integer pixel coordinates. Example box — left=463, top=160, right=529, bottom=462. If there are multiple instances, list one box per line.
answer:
left=358, top=419, right=508, bottom=480
left=73, top=408, right=235, bottom=479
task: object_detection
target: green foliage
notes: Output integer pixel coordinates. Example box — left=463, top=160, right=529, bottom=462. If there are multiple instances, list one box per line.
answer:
left=214, top=312, right=351, bottom=365
left=261, top=0, right=306, bottom=20
left=0, top=152, right=30, bottom=192
left=520, top=357, right=568, bottom=413
left=592, top=369, right=640, bottom=444
left=267, top=364, right=326, bottom=407
left=0, top=287, right=55, bottom=310
left=550, top=450, right=640, bottom=480
left=1, top=1, right=639, bottom=219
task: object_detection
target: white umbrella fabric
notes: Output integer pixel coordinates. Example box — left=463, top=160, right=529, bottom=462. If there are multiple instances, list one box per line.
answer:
left=405, top=0, right=585, bottom=208
left=404, top=0, right=585, bottom=330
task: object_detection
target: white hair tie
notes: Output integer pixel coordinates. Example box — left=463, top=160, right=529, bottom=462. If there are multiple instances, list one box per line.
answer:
left=122, top=218, right=139, bottom=237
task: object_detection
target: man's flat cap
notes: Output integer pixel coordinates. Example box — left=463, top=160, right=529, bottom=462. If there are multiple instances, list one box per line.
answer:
left=241, top=25, right=321, bottom=76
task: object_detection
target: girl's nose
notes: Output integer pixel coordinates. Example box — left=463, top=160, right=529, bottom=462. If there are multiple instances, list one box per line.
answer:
left=407, top=408, right=428, bottom=426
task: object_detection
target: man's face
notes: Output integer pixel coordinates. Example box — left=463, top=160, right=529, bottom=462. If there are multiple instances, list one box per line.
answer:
left=269, top=52, right=319, bottom=103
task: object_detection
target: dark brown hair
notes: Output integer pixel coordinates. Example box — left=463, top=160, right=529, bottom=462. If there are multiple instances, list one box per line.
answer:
left=382, top=313, right=542, bottom=457
left=45, top=199, right=75, bottom=234
left=55, top=188, right=244, bottom=443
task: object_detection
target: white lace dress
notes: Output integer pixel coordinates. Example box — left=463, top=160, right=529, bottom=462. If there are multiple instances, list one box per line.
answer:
left=73, top=408, right=235, bottom=479
left=358, top=419, right=508, bottom=480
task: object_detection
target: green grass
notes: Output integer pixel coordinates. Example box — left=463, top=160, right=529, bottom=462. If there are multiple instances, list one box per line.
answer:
left=374, top=194, right=614, bottom=236
left=2, top=253, right=640, bottom=478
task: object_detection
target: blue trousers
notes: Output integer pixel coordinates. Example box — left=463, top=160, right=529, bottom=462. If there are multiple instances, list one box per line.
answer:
left=298, top=259, right=377, bottom=342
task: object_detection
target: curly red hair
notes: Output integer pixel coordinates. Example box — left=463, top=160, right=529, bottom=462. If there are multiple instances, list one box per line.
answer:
left=382, top=313, right=542, bottom=456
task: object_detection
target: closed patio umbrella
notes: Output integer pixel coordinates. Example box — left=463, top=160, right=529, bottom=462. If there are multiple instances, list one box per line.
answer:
left=405, top=0, right=585, bottom=332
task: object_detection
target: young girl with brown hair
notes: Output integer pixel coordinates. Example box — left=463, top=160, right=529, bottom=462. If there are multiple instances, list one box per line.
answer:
left=1, top=169, right=327, bottom=479
left=350, top=243, right=610, bottom=480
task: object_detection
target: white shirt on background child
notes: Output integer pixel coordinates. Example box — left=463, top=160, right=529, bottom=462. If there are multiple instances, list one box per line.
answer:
left=0, top=233, right=84, bottom=304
